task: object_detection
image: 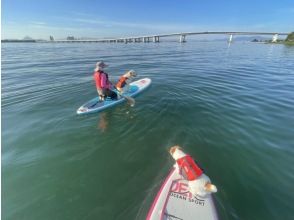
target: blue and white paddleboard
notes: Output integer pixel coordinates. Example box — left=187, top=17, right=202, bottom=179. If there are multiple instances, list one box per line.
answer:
left=77, top=78, right=151, bottom=115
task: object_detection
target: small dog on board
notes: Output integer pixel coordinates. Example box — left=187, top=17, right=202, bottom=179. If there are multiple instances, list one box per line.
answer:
left=169, top=145, right=217, bottom=197
left=115, top=70, right=137, bottom=94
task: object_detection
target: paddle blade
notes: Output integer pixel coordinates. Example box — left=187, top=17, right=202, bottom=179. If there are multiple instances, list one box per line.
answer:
left=127, top=97, right=135, bottom=107
left=119, top=93, right=135, bottom=107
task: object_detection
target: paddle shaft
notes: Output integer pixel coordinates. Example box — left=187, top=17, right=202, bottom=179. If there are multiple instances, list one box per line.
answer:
left=112, top=84, right=135, bottom=105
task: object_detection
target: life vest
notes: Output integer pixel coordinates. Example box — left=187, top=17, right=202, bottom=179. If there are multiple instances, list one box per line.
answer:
left=94, top=70, right=109, bottom=88
left=176, top=155, right=203, bottom=181
left=116, top=76, right=128, bottom=88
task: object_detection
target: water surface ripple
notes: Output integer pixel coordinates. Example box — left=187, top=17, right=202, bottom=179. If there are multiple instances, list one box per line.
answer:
left=2, top=42, right=294, bottom=220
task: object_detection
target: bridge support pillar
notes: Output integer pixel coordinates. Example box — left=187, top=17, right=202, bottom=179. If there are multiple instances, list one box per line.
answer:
left=180, top=35, right=186, bottom=43
left=272, top=34, right=278, bottom=43
left=228, top=34, right=233, bottom=43
left=153, top=36, right=159, bottom=43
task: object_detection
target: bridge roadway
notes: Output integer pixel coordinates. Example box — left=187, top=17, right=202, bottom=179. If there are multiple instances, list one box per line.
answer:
left=50, top=31, right=289, bottom=43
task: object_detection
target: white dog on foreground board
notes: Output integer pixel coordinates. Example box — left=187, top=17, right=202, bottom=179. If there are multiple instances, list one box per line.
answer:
left=169, top=146, right=217, bottom=197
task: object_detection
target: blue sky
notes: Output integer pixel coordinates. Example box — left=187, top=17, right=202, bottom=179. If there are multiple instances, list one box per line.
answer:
left=2, top=0, right=294, bottom=39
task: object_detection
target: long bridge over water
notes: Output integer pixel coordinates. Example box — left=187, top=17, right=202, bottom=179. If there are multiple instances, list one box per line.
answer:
left=51, top=31, right=289, bottom=43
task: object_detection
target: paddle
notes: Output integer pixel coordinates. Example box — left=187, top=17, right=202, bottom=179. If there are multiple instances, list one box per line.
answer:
left=113, top=86, right=134, bottom=107
left=119, top=92, right=135, bottom=107
left=89, top=87, right=135, bottom=108
left=111, top=82, right=135, bottom=107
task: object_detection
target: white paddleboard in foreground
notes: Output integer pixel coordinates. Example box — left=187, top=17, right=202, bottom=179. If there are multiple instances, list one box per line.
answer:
left=77, top=78, right=151, bottom=115
left=146, top=167, right=218, bottom=220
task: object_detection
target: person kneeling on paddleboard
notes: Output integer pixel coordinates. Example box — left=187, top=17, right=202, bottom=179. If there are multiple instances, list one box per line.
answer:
left=169, top=145, right=217, bottom=197
left=115, top=70, right=137, bottom=94
left=93, top=61, right=117, bottom=101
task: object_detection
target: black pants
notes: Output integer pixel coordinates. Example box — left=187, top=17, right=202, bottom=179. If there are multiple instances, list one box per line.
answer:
left=104, top=89, right=117, bottom=100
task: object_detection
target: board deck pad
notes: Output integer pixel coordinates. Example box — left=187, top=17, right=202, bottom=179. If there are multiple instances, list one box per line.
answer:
left=77, top=78, right=151, bottom=115
left=147, top=167, right=218, bottom=220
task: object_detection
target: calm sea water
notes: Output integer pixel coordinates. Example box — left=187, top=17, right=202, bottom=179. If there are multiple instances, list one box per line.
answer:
left=2, top=41, right=294, bottom=220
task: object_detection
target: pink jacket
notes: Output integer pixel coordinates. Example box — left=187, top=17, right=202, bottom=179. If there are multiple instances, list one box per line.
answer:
left=100, top=72, right=111, bottom=89
left=94, top=71, right=111, bottom=89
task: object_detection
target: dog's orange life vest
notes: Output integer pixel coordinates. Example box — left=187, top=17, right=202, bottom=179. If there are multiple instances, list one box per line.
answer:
left=176, top=155, right=203, bottom=181
left=116, top=76, right=128, bottom=88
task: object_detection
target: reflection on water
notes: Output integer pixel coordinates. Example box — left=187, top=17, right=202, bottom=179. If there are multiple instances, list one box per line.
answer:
left=98, top=112, right=108, bottom=132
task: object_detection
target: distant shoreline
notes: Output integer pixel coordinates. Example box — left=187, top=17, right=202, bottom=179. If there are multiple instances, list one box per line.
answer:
left=263, top=40, right=294, bottom=46
left=2, top=39, right=37, bottom=43
left=273, top=41, right=294, bottom=46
